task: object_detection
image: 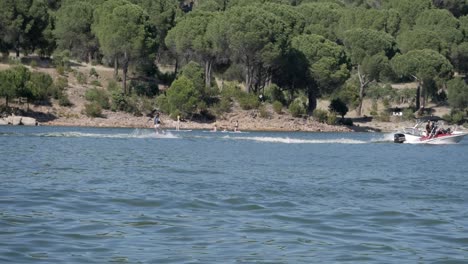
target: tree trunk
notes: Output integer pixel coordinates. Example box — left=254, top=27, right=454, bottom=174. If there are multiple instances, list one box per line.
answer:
left=114, top=57, right=119, bottom=80
left=245, top=66, right=252, bottom=93
left=204, top=60, right=212, bottom=88
left=307, top=81, right=318, bottom=114
left=357, top=83, right=365, bottom=117
left=415, top=83, right=421, bottom=110
left=122, top=52, right=129, bottom=95
left=357, top=65, right=369, bottom=117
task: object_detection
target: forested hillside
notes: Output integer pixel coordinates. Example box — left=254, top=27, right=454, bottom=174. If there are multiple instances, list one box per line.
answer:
left=1, top=0, right=468, bottom=125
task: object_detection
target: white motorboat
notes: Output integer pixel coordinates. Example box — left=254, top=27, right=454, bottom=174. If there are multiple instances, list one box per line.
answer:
left=394, top=117, right=467, bottom=144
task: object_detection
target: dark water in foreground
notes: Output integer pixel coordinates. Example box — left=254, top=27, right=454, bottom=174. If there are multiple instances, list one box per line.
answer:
left=1, top=126, right=467, bottom=263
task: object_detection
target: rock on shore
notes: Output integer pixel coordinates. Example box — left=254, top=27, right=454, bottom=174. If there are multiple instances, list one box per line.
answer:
left=0, top=116, right=38, bottom=126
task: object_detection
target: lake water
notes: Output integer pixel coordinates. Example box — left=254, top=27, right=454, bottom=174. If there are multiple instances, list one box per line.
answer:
left=1, top=126, right=467, bottom=263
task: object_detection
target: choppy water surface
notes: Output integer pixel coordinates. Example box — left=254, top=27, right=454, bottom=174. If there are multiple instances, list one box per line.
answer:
left=1, top=126, right=467, bottom=263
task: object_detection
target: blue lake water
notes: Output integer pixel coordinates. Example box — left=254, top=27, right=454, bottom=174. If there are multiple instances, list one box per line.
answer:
left=1, top=126, right=467, bottom=263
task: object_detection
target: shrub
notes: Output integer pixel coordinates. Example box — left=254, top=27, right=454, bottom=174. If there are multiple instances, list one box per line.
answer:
left=402, top=108, right=415, bottom=121
left=27, top=72, right=54, bottom=101
left=130, top=80, right=158, bottom=97
left=258, top=105, right=270, bottom=118
left=89, top=67, right=99, bottom=78
left=84, top=102, right=103, bottom=117
left=264, top=84, right=285, bottom=104
left=312, top=109, right=328, bottom=123
left=289, top=100, right=306, bottom=117
left=376, top=110, right=391, bottom=122
left=238, top=93, right=260, bottom=110
left=329, top=98, right=348, bottom=118
left=443, top=109, right=465, bottom=125
left=85, top=88, right=110, bottom=109
left=166, top=76, right=201, bottom=118
left=58, top=93, right=72, bottom=107
left=107, top=80, right=120, bottom=93
left=272, top=101, right=283, bottom=114
left=221, top=83, right=243, bottom=100
left=75, top=72, right=87, bottom=85
left=327, top=112, right=337, bottom=125
left=90, top=80, right=101, bottom=87
left=211, top=97, right=231, bottom=116
left=30, top=60, right=38, bottom=68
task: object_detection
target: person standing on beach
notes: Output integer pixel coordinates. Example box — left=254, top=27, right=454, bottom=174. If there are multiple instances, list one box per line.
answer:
left=234, top=120, right=239, bottom=132
left=176, top=115, right=180, bottom=131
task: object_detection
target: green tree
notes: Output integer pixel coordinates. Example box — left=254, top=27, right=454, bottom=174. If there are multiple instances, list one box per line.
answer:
left=396, top=29, right=448, bottom=56
left=298, top=2, right=344, bottom=41
left=166, top=75, right=201, bottom=118
left=414, top=9, right=463, bottom=45
left=451, top=42, right=468, bottom=74
left=329, top=98, right=348, bottom=119
left=382, top=0, right=433, bottom=30
left=291, top=34, right=349, bottom=112
left=0, top=66, right=31, bottom=106
left=432, top=0, right=468, bottom=18
left=54, top=1, right=99, bottom=62
left=27, top=71, right=54, bottom=101
left=0, top=0, right=51, bottom=57
left=447, top=77, right=468, bottom=110
left=93, top=0, right=156, bottom=95
left=165, top=11, right=218, bottom=87
left=210, top=6, right=290, bottom=93
left=135, top=0, right=180, bottom=62
left=392, top=49, right=453, bottom=110
left=343, top=28, right=396, bottom=116
left=338, top=7, right=401, bottom=37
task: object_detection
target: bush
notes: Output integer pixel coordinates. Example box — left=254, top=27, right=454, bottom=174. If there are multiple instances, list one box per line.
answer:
left=221, top=83, right=243, bottom=100
left=89, top=67, right=99, bottom=78
left=312, top=109, right=328, bottom=123
left=85, top=88, right=110, bottom=109
left=258, top=105, right=270, bottom=118
left=289, top=100, right=306, bottom=117
left=329, top=98, right=348, bottom=118
left=27, top=72, right=54, bottom=101
left=58, top=93, right=72, bottom=107
left=107, top=80, right=120, bottom=93
left=75, top=72, right=87, bottom=85
left=238, top=93, right=260, bottom=110
left=272, top=101, right=283, bottom=114
left=402, top=108, right=415, bottom=121
left=327, top=113, right=337, bottom=125
left=443, top=109, right=465, bottom=125
left=30, top=60, right=38, bottom=68
left=166, top=76, right=201, bottom=118
left=211, top=97, right=231, bottom=116
left=130, top=80, right=158, bottom=97
left=90, top=80, right=102, bottom=87
left=84, top=102, right=103, bottom=117
left=264, top=84, right=285, bottom=104
left=376, top=110, right=391, bottom=122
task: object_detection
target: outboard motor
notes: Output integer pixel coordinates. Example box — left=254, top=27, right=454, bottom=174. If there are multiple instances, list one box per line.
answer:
left=394, top=133, right=406, bottom=143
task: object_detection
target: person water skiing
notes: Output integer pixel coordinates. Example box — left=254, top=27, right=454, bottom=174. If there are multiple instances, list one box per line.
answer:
left=153, top=112, right=161, bottom=134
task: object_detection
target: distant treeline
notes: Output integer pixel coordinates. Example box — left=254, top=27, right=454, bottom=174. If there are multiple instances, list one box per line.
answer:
left=1, top=0, right=468, bottom=122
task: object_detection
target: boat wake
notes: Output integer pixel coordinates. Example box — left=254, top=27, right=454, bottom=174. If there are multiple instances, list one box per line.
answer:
left=35, top=129, right=178, bottom=139
left=222, top=135, right=368, bottom=144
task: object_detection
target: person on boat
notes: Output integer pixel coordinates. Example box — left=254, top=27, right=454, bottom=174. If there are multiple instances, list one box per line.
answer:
left=425, top=120, right=431, bottom=136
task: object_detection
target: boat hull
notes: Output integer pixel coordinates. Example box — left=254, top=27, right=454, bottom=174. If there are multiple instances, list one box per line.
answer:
left=401, top=133, right=466, bottom=144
